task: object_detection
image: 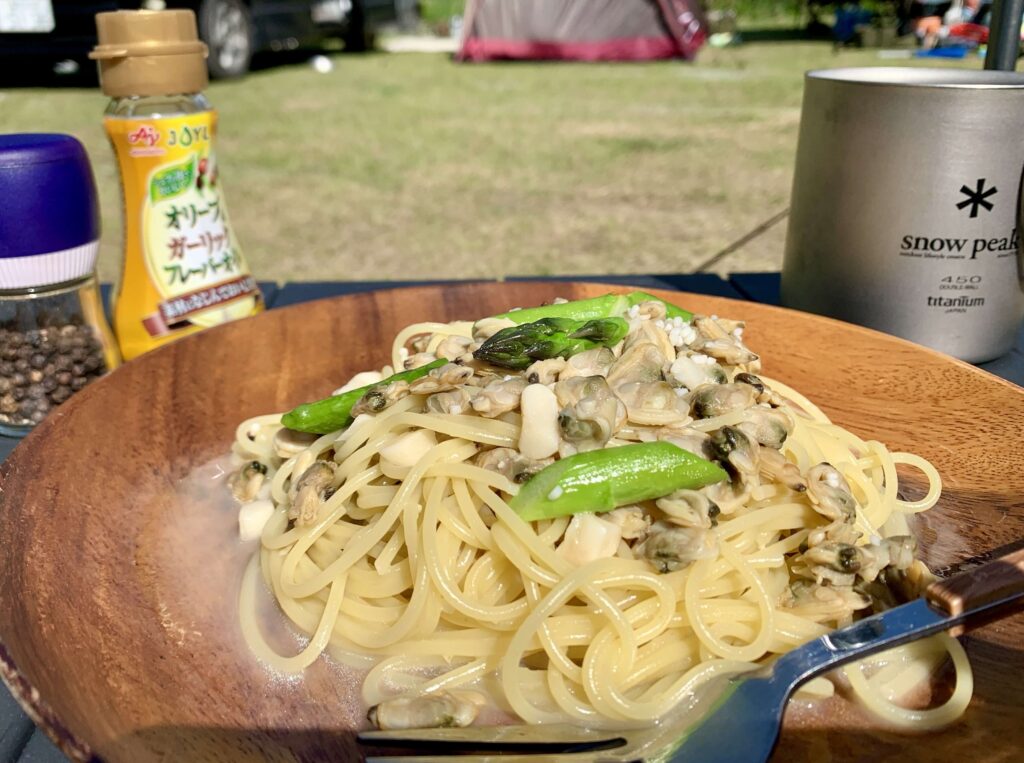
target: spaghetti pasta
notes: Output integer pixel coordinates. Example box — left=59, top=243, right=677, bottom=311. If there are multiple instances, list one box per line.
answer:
left=231, top=298, right=969, bottom=732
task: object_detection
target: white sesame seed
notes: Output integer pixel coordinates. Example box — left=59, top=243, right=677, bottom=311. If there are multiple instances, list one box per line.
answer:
left=547, top=486, right=564, bottom=501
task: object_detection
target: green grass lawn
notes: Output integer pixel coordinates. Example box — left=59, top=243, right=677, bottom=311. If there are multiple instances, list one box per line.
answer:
left=0, top=42, right=977, bottom=283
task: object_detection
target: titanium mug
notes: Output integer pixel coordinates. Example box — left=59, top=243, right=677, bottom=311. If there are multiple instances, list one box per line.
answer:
left=781, top=68, right=1024, bottom=363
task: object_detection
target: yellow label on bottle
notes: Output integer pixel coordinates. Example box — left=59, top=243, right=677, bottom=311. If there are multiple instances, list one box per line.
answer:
left=105, top=111, right=261, bottom=360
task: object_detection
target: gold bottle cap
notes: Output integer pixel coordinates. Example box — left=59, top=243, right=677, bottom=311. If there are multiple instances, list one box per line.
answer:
left=90, top=10, right=208, bottom=98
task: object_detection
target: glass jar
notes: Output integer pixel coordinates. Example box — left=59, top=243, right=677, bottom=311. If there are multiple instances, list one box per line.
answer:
left=1, top=133, right=121, bottom=437
left=0, top=275, right=120, bottom=436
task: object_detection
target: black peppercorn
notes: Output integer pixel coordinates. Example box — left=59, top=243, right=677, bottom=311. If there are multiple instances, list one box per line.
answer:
left=1, top=319, right=109, bottom=427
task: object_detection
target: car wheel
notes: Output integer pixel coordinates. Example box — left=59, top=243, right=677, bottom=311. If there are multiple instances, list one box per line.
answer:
left=343, top=1, right=375, bottom=52
left=199, top=0, right=254, bottom=78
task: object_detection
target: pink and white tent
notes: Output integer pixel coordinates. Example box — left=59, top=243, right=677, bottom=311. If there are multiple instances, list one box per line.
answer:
left=457, top=0, right=707, bottom=62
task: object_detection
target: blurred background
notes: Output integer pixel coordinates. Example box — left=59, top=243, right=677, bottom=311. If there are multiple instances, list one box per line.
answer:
left=0, top=1, right=989, bottom=284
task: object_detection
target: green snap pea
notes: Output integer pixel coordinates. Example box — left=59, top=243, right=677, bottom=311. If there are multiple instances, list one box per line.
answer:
left=508, top=441, right=727, bottom=522
left=281, top=358, right=446, bottom=434
left=473, top=316, right=629, bottom=370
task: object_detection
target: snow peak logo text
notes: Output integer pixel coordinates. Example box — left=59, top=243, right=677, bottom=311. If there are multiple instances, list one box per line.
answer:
left=899, top=228, right=1018, bottom=260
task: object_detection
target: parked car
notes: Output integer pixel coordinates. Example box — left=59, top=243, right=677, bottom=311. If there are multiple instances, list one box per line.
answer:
left=0, top=1, right=402, bottom=79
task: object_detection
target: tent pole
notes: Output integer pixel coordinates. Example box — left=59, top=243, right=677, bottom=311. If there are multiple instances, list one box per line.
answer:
left=984, top=0, right=1024, bottom=71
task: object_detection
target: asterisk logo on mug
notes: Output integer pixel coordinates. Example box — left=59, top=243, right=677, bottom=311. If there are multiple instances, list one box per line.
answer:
left=956, top=178, right=997, bottom=218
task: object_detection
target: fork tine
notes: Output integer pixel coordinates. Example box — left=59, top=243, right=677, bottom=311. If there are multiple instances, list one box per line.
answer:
left=366, top=755, right=629, bottom=763
left=358, top=724, right=625, bottom=754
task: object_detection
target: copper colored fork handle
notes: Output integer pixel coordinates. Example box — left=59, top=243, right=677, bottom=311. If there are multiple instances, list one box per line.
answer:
left=926, top=546, right=1024, bottom=636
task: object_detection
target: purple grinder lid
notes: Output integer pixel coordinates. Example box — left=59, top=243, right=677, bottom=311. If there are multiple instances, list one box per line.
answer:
left=0, top=133, right=101, bottom=288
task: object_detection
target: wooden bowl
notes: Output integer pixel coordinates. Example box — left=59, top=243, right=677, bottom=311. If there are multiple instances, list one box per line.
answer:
left=0, top=282, right=1021, bottom=762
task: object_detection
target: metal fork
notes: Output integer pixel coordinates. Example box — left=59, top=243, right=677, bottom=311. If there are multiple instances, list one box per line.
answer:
left=358, top=545, right=1024, bottom=763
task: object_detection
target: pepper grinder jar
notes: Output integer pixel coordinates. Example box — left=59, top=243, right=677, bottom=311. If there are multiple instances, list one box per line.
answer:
left=0, top=134, right=121, bottom=437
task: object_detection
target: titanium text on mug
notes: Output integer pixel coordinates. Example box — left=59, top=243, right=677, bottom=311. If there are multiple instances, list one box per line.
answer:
left=781, top=67, right=1024, bottom=363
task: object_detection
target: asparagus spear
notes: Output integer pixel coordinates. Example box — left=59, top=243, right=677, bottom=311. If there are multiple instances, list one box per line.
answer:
left=509, top=441, right=727, bottom=522
left=626, top=291, right=692, bottom=321
left=481, top=291, right=691, bottom=327
left=473, top=316, right=629, bottom=370
left=281, top=359, right=446, bottom=435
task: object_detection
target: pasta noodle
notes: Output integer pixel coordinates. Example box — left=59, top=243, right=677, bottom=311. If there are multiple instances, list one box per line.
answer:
left=231, top=301, right=970, bottom=732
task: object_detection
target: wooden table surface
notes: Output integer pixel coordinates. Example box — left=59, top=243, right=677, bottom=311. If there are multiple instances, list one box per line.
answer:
left=0, top=272, right=1019, bottom=762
